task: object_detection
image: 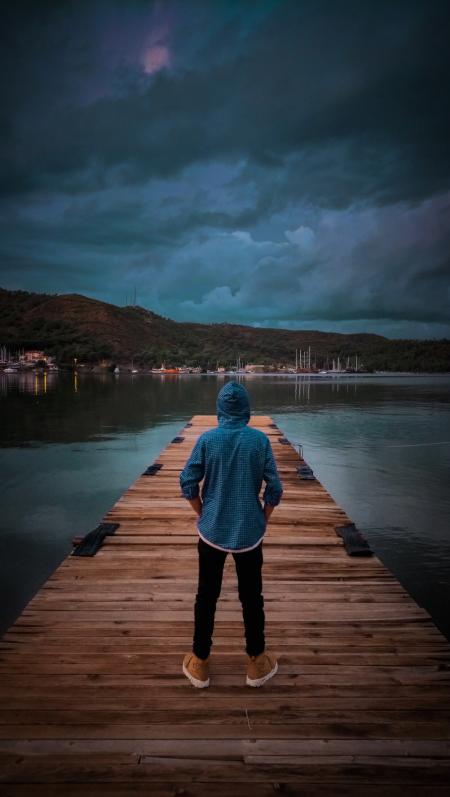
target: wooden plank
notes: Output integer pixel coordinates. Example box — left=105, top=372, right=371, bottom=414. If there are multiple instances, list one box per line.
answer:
left=1, top=786, right=450, bottom=797
left=1, top=738, right=450, bottom=757
left=1, top=752, right=450, bottom=784
left=2, top=719, right=450, bottom=740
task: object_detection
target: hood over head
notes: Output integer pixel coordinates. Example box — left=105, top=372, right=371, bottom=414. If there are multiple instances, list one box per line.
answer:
left=216, top=381, right=251, bottom=427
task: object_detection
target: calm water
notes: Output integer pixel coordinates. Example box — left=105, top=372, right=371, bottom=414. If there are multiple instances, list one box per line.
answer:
left=1, top=371, right=450, bottom=639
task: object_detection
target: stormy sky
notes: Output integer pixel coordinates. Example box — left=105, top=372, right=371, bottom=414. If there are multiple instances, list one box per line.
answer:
left=1, top=0, right=449, bottom=338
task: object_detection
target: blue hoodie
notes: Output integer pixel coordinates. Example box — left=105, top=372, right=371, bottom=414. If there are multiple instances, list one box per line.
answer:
left=179, top=381, right=283, bottom=551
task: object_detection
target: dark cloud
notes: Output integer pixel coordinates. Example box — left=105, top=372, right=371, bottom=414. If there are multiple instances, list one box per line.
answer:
left=0, top=0, right=449, bottom=337
left=2, top=0, right=450, bottom=202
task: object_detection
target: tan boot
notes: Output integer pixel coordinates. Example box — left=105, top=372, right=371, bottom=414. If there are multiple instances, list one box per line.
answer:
left=246, top=651, right=278, bottom=687
left=182, top=652, right=210, bottom=688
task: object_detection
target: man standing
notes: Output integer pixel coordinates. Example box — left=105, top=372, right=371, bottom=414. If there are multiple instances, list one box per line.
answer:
left=179, top=381, right=283, bottom=688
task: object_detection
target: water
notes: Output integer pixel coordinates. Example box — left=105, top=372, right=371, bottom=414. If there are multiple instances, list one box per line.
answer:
left=1, top=370, right=450, bottom=639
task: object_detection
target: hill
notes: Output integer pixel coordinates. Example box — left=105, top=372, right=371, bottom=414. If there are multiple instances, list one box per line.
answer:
left=0, top=287, right=449, bottom=371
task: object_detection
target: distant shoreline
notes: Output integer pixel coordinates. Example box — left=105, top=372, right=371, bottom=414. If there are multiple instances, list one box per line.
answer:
left=2, top=368, right=450, bottom=378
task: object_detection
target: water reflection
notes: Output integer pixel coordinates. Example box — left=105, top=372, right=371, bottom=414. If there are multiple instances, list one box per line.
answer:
left=0, top=369, right=58, bottom=397
left=294, top=377, right=312, bottom=403
left=1, top=371, right=450, bottom=447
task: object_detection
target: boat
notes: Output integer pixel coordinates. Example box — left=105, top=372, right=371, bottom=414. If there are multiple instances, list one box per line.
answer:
left=3, top=367, right=17, bottom=373
left=151, top=363, right=180, bottom=374
left=114, top=366, right=120, bottom=374
left=234, top=356, right=246, bottom=373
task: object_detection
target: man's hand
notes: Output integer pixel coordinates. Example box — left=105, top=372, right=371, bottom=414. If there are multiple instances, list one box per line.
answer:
left=188, top=496, right=203, bottom=517
left=264, top=503, right=275, bottom=523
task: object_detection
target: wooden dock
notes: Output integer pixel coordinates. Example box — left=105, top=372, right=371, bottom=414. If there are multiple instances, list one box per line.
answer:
left=1, top=414, right=450, bottom=795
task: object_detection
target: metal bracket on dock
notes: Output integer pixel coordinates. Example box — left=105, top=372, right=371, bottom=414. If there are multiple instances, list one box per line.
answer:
left=278, top=436, right=291, bottom=445
left=72, top=522, right=120, bottom=557
left=297, top=464, right=316, bottom=480
left=171, top=436, right=185, bottom=443
left=142, top=463, right=163, bottom=476
left=335, top=523, right=373, bottom=557
left=185, top=422, right=193, bottom=427
left=269, top=423, right=279, bottom=429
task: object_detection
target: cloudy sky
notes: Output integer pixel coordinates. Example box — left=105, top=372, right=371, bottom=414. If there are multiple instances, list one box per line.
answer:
left=1, top=0, right=449, bottom=338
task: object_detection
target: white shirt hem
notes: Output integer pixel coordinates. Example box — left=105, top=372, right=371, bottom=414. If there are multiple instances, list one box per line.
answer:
left=197, top=527, right=265, bottom=553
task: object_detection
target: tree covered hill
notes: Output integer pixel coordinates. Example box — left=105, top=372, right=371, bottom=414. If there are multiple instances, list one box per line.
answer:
left=0, top=287, right=449, bottom=371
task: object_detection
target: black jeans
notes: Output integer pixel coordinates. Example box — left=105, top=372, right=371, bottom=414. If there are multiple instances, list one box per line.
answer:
left=193, top=537, right=265, bottom=659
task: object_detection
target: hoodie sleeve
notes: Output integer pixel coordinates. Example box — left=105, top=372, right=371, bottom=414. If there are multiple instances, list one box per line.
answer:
left=262, top=438, right=283, bottom=506
left=180, top=435, right=206, bottom=499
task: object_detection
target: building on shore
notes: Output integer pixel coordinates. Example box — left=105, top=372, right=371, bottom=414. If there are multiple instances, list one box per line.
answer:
left=244, top=364, right=266, bottom=373
left=20, top=350, right=47, bottom=364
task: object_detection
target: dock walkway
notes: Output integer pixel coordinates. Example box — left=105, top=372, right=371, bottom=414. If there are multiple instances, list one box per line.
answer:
left=1, top=415, right=450, bottom=795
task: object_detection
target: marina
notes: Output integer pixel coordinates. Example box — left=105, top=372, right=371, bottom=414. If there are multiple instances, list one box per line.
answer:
left=0, top=343, right=368, bottom=376
left=1, top=414, right=449, bottom=793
